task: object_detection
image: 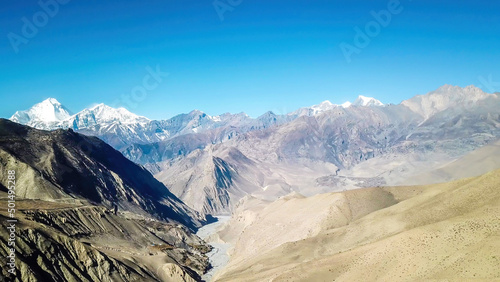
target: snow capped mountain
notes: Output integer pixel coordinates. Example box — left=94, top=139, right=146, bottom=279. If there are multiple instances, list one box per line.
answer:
left=401, top=85, right=495, bottom=119
left=7, top=84, right=500, bottom=216
left=10, top=98, right=150, bottom=132
left=351, top=95, right=384, bottom=107
left=310, top=100, right=336, bottom=115
left=291, top=100, right=339, bottom=117
left=9, top=98, right=157, bottom=149
left=340, top=101, right=352, bottom=108
left=10, top=98, right=72, bottom=128
left=153, top=85, right=500, bottom=214
left=87, top=103, right=150, bottom=124
left=64, top=104, right=150, bottom=130
left=292, top=96, right=383, bottom=117
left=9, top=98, right=266, bottom=150
left=8, top=85, right=497, bottom=156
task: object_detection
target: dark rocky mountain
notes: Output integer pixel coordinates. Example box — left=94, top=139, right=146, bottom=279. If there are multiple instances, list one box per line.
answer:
left=0, top=119, right=219, bottom=281
left=0, top=201, right=212, bottom=281
left=0, top=119, right=210, bottom=230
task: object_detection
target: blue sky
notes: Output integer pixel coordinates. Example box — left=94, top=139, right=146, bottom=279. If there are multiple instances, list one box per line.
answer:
left=1, top=0, right=499, bottom=119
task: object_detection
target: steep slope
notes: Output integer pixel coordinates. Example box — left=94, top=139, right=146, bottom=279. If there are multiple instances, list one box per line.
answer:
left=10, top=99, right=291, bottom=151
left=0, top=197, right=212, bottom=281
left=0, top=119, right=208, bottom=230
left=10, top=99, right=157, bottom=150
left=121, top=110, right=295, bottom=167
left=9, top=85, right=500, bottom=216
left=62, top=104, right=153, bottom=149
left=215, top=169, right=500, bottom=281
left=152, top=103, right=417, bottom=213
left=154, top=146, right=292, bottom=215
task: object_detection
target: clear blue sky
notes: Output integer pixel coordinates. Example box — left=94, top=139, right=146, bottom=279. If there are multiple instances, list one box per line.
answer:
left=1, top=0, right=499, bottom=119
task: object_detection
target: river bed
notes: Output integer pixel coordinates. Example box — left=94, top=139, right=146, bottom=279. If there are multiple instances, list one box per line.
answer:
left=196, top=216, right=232, bottom=282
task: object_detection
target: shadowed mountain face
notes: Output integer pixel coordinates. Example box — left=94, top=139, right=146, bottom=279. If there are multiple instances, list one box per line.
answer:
left=0, top=119, right=219, bottom=281
left=155, top=147, right=266, bottom=215
left=0, top=119, right=209, bottom=230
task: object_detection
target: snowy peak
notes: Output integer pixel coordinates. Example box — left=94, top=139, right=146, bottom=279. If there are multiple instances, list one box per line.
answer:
left=292, top=96, right=383, bottom=117
left=292, top=100, right=338, bottom=116
left=432, top=85, right=489, bottom=100
left=188, top=109, right=206, bottom=117
left=10, top=98, right=72, bottom=126
left=352, top=95, right=384, bottom=107
left=309, top=100, right=336, bottom=115
left=341, top=101, right=352, bottom=108
left=85, top=103, right=149, bottom=124
left=318, top=100, right=334, bottom=108
left=67, top=103, right=150, bottom=131
left=9, top=98, right=150, bottom=131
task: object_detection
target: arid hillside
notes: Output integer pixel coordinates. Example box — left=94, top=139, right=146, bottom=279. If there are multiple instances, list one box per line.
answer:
left=215, top=169, right=500, bottom=281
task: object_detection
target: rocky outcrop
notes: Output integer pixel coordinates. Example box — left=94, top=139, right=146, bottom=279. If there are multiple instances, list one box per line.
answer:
left=0, top=199, right=213, bottom=281
left=0, top=214, right=156, bottom=282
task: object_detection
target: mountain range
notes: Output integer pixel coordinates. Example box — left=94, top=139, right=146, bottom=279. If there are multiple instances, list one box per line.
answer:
left=3, top=84, right=500, bottom=281
left=9, top=94, right=385, bottom=151
left=8, top=85, right=500, bottom=215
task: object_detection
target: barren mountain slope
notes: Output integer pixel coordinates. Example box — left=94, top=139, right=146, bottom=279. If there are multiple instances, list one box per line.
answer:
left=215, top=169, right=500, bottom=281
left=155, top=146, right=294, bottom=215
left=0, top=197, right=212, bottom=281
left=403, top=138, right=500, bottom=185
left=155, top=86, right=500, bottom=214
left=0, top=119, right=218, bottom=281
left=0, top=119, right=208, bottom=230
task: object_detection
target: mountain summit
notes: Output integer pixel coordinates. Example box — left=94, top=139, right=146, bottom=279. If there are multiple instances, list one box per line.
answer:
left=10, top=98, right=72, bottom=127
left=68, top=103, right=150, bottom=130
left=10, top=99, right=150, bottom=131
left=401, top=85, right=494, bottom=119
left=352, top=95, right=384, bottom=107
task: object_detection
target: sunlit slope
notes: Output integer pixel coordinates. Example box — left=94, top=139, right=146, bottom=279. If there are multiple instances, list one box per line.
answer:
left=216, top=169, right=500, bottom=281
left=405, top=139, right=500, bottom=185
